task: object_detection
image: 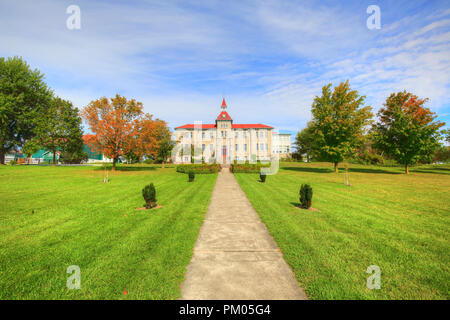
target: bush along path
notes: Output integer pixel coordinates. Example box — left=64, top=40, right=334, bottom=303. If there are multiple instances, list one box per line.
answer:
left=180, top=168, right=307, bottom=299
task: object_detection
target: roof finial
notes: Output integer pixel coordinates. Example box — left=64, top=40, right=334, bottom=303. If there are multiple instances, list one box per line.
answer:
left=221, top=97, right=227, bottom=109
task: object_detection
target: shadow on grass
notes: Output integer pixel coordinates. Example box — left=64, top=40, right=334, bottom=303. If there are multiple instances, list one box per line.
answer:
left=290, top=202, right=301, bottom=207
left=410, top=168, right=450, bottom=175
left=347, top=167, right=402, bottom=175
left=282, top=167, right=334, bottom=174
left=283, top=165, right=405, bottom=175
left=283, top=163, right=450, bottom=175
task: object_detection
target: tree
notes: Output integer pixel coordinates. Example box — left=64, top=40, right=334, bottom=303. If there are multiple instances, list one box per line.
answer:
left=155, top=121, right=174, bottom=168
left=310, top=80, right=373, bottom=172
left=0, top=57, right=52, bottom=164
left=441, top=129, right=450, bottom=144
left=82, top=95, right=144, bottom=170
left=294, top=122, right=315, bottom=162
left=33, top=97, right=85, bottom=165
left=434, top=145, right=450, bottom=163
left=23, top=139, right=40, bottom=164
left=372, top=91, right=445, bottom=174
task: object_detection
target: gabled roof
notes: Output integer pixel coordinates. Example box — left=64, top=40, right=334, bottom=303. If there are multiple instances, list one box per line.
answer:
left=216, top=111, right=232, bottom=121
left=175, top=124, right=216, bottom=129
left=232, top=124, right=273, bottom=129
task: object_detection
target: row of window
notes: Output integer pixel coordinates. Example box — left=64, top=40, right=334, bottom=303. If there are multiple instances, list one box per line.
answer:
left=198, top=144, right=269, bottom=152
left=182, top=130, right=269, bottom=140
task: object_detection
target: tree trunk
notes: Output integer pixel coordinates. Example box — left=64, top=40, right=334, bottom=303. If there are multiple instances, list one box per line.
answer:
left=112, top=157, right=117, bottom=171
left=52, top=150, right=56, bottom=165
left=334, top=162, right=338, bottom=173
left=405, top=164, right=409, bottom=174
left=0, top=150, right=5, bottom=165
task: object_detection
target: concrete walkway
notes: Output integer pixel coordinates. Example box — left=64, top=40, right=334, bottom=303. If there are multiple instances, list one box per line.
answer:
left=181, top=168, right=307, bottom=300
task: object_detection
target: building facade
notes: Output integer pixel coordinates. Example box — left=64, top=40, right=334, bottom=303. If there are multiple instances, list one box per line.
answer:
left=272, top=133, right=292, bottom=159
left=174, top=99, right=273, bottom=164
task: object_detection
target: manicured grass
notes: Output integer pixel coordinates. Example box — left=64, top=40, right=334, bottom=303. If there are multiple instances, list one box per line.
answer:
left=234, top=162, right=450, bottom=300
left=0, top=165, right=217, bottom=299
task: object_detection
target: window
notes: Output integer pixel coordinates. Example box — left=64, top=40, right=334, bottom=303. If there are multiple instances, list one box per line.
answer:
left=221, top=131, right=224, bottom=138
left=210, top=132, right=214, bottom=139
left=235, top=144, right=238, bottom=151
left=235, top=131, right=238, bottom=138
left=256, top=144, right=259, bottom=151
left=210, top=144, right=213, bottom=151
left=243, top=131, right=247, bottom=138
left=190, top=132, right=193, bottom=138
left=244, top=144, right=247, bottom=152
left=260, top=143, right=264, bottom=151
left=202, top=144, right=205, bottom=152
left=266, top=143, right=268, bottom=151
left=202, top=132, right=205, bottom=139
left=185, top=133, right=189, bottom=139
left=255, top=131, right=258, bottom=138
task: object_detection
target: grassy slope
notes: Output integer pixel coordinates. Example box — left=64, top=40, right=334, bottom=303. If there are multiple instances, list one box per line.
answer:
left=0, top=165, right=217, bottom=299
left=235, top=162, right=450, bottom=300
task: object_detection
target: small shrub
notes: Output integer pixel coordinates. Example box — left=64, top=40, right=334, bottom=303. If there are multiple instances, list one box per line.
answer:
left=188, top=171, right=195, bottom=182
left=299, top=184, right=313, bottom=209
left=9, top=160, right=17, bottom=165
left=142, top=183, right=157, bottom=209
left=260, top=173, right=266, bottom=182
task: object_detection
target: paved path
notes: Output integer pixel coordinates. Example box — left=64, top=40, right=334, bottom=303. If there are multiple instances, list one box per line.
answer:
left=181, top=168, right=307, bottom=300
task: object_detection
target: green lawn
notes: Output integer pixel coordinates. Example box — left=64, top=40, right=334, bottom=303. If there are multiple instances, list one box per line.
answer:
left=235, top=162, right=450, bottom=300
left=0, top=165, right=217, bottom=299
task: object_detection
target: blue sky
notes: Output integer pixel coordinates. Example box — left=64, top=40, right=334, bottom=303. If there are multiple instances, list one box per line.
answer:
left=1, top=0, right=449, bottom=140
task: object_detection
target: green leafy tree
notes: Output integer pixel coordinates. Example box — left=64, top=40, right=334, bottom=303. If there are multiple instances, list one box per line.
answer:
left=441, top=129, right=450, bottom=144
left=0, top=57, right=52, bottom=164
left=372, top=91, right=445, bottom=174
left=434, top=145, right=450, bottom=163
left=23, top=139, right=40, bottom=164
left=294, top=122, right=315, bottom=162
left=33, top=97, right=85, bottom=165
left=155, top=123, right=174, bottom=168
left=310, top=81, right=373, bottom=172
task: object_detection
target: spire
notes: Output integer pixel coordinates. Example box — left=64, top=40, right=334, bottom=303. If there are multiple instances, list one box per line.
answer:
left=221, top=98, right=227, bottom=109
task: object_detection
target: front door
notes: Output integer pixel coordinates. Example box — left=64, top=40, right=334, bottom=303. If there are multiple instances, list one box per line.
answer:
left=222, top=145, right=227, bottom=163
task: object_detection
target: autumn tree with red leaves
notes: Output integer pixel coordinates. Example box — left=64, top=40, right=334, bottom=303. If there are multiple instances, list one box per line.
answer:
left=372, top=91, right=445, bottom=174
left=82, top=95, right=144, bottom=170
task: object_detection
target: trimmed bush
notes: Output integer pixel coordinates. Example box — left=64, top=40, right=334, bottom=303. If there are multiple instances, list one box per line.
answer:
left=260, top=173, right=267, bottom=182
left=299, top=184, right=313, bottom=209
left=230, top=163, right=271, bottom=173
left=188, top=171, right=195, bottom=182
left=142, top=183, right=157, bottom=209
left=176, top=164, right=221, bottom=174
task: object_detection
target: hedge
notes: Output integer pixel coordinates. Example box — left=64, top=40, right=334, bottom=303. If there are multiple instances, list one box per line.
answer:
left=230, top=163, right=271, bottom=173
left=176, top=164, right=221, bottom=174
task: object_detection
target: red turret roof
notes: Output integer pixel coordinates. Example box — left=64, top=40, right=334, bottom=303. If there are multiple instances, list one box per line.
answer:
left=174, top=98, right=273, bottom=130
left=216, top=110, right=232, bottom=121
